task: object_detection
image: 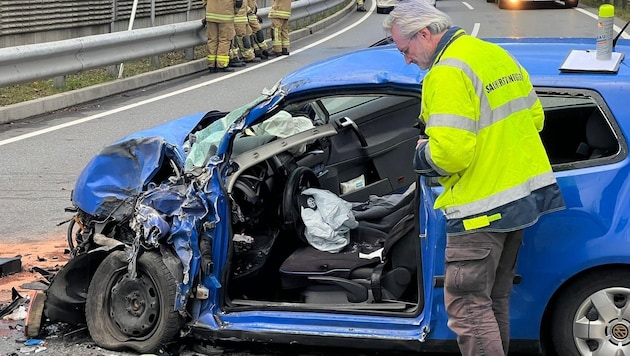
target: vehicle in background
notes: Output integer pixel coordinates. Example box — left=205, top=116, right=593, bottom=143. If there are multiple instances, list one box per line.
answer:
left=488, top=0, right=577, bottom=9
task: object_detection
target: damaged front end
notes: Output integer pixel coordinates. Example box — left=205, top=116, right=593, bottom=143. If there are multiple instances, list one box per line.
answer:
left=42, top=111, right=229, bottom=353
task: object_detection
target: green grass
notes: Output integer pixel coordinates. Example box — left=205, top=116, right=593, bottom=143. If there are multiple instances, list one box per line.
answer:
left=581, top=0, right=630, bottom=20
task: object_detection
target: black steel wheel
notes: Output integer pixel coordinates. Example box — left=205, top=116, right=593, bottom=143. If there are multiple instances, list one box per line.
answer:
left=85, top=250, right=183, bottom=353
left=551, top=269, right=630, bottom=356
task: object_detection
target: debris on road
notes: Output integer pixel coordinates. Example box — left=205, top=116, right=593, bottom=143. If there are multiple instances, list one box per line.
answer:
left=0, top=256, right=21, bottom=277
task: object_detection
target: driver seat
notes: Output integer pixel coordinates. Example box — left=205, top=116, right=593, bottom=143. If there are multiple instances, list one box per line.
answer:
left=279, top=175, right=417, bottom=303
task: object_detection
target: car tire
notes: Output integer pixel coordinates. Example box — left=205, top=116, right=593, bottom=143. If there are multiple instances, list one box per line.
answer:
left=564, top=0, right=578, bottom=7
left=85, top=250, right=183, bottom=354
left=551, top=269, right=630, bottom=356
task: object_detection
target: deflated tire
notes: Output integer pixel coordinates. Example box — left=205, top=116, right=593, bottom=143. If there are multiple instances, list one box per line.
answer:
left=85, top=250, right=183, bottom=354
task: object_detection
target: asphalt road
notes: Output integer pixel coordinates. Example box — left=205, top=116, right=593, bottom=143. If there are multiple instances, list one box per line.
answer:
left=1, top=0, right=627, bottom=354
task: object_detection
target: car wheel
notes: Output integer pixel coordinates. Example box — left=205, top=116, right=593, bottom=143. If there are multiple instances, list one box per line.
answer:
left=85, top=250, right=183, bottom=354
left=564, top=0, right=578, bottom=7
left=551, top=269, right=630, bottom=356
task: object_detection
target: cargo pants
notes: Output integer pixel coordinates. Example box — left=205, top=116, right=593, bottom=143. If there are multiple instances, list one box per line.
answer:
left=444, top=230, right=524, bottom=356
left=206, top=21, right=236, bottom=69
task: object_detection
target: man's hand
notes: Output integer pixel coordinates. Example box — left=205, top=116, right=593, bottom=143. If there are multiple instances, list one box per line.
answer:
left=201, top=18, right=207, bottom=26
left=416, top=138, right=428, bottom=149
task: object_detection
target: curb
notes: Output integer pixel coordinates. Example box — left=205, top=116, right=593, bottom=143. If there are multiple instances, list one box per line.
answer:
left=0, top=1, right=355, bottom=125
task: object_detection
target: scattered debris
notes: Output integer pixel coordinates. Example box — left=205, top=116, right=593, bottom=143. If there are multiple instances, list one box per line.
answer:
left=23, top=338, right=46, bottom=346
left=25, top=291, right=46, bottom=338
left=0, top=288, right=25, bottom=319
left=0, top=256, right=22, bottom=277
left=2, top=305, right=26, bottom=321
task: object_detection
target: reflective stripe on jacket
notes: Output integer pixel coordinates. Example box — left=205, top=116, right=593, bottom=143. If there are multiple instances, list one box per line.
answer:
left=269, top=0, right=291, bottom=19
left=206, top=0, right=237, bottom=23
left=414, top=28, right=565, bottom=235
left=235, top=3, right=248, bottom=23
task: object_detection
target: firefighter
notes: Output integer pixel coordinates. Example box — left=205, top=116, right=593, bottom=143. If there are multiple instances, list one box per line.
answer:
left=247, top=0, right=269, bottom=59
left=268, top=0, right=291, bottom=56
left=233, top=0, right=258, bottom=63
left=204, top=0, right=241, bottom=72
left=356, top=0, right=367, bottom=11
left=383, top=1, right=565, bottom=355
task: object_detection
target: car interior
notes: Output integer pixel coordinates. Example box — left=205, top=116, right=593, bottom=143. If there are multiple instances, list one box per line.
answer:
left=224, top=94, right=424, bottom=314
left=537, top=91, right=622, bottom=168
left=221, top=89, right=624, bottom=316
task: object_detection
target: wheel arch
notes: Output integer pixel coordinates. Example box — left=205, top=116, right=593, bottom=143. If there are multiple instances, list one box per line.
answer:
left=44, top=247, right=121, bottom=325
left=538, top=263, right=630, bottom=355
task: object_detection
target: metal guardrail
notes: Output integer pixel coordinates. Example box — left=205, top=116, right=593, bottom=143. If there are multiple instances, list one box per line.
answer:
left=0, top=0, right=345, bottom=88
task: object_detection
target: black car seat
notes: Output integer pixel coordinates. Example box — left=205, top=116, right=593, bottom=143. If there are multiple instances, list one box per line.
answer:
left=279, top=169, right=417, bottom=303
left=577, top=111, right=618, bottom=159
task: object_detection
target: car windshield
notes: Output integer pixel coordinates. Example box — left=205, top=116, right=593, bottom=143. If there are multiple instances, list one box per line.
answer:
left=185, top=95, right=269, bottom=171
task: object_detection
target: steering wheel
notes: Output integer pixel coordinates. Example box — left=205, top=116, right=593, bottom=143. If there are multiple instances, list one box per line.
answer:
left=282, top=166, right=320, bottom=243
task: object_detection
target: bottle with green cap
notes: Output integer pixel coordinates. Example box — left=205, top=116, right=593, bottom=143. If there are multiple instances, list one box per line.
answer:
left=597, top=4, right=614, bottom=60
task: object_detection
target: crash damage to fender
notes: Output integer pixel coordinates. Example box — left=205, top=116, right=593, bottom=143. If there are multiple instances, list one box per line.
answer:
left=43, top=110, right=229, bottom=331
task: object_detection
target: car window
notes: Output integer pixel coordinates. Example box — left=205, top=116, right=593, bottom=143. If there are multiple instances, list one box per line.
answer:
left=320, top=96, right=381, bottom=117
left=537, top=89, right=623, bottom=171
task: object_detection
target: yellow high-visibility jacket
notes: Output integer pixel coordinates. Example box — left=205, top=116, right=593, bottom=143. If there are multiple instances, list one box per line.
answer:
left=206, top=0, right=237, bottom=23
left=414, top=28, right=565, bottom=235
left=269, top=0, right=291, bottom=19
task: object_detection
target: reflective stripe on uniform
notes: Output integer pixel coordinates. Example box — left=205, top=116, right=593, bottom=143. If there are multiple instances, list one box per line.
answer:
left=444, top=171, right=557, bottom=219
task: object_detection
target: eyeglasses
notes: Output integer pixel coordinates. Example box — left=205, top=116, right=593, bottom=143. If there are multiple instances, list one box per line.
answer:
left=397, top=33, right=417, bottom=57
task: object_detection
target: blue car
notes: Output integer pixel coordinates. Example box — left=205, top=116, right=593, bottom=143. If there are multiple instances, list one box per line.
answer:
left=40, top=37, right=629, bottom=356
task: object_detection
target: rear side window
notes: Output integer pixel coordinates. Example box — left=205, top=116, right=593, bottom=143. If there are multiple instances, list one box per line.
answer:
left=538, top=89, right=625, bottom=171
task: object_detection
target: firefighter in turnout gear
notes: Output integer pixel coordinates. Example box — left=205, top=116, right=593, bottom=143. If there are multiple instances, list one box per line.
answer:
left=204, top=0, right=240, bottom=72
left=247, top=0, right=269, bottom=59
left=268, top=0, right=291, bottom=56
left=233, top=0, right=259, bottom=63
left=356, top=0, right=367, bottom=11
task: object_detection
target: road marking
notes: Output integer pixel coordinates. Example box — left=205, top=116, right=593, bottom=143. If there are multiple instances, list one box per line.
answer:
left=462, top=2, right=474, bottom=10
left=0, top=2, right=375, bottom=147
left=575, top=7, right=630, bottom=39
left=471, top=22, right=481, bottom=37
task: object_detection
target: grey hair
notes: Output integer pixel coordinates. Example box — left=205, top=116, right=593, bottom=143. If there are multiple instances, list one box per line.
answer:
left=382, top=0, right=453, bottom=39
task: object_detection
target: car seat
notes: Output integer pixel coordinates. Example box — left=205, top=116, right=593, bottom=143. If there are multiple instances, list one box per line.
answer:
left=279, top=167, right=417, bottom=303
left=576, top=111, right=618, bottom=159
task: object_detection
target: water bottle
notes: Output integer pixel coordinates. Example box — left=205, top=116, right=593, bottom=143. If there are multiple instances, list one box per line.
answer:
left=596, top=4, right=614, bottom=60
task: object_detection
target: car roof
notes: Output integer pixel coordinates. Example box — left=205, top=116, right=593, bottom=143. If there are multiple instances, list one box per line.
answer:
left=278, top=45, right=425, bottom=94
left=278, top=37, right=630, bottom=95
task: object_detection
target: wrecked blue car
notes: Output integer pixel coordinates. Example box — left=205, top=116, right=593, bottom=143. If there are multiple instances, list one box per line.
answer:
left=43, top=38, right=630, bottom=356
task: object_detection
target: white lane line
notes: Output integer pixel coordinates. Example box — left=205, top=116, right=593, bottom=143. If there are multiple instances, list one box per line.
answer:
left=471, top=22, right=481, bottom=37
left=462, top=2, right=474, bottom=10
left=0, top=2, right=376, bottom=147
left=575, top=7, right=630, bottom=39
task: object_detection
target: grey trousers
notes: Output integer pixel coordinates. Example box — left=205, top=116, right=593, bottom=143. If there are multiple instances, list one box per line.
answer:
left=444, top=230, right=524, bottom=356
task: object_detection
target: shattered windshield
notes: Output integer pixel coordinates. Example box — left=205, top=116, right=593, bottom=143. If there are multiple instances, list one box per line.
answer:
left=184, top=95, right=269, bottom=171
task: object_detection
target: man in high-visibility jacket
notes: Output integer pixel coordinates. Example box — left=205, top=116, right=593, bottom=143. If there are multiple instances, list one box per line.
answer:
left=268, top=0, right=291, bottom=56
left=203, top=0, right=240, bottom=72
left=383, top=1, right=565, bottom=355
